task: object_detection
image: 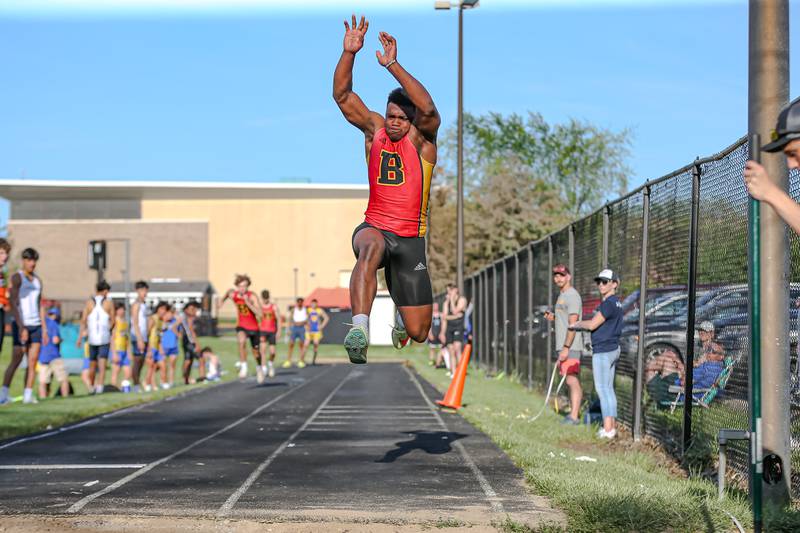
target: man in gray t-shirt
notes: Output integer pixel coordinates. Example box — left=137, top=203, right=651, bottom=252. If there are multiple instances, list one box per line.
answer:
left=544, top=264, right=583, bottom=424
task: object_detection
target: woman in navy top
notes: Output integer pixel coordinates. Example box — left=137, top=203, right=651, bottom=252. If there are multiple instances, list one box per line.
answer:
left=571, top=268, right=624, bottom=439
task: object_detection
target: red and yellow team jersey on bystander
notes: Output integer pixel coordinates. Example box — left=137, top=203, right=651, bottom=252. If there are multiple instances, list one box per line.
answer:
left=364, top=128, right=435, bottom=238
left=233, top=291, right=259, bottom=331
left=260, top=303, right=278, bottom=333
left=0, top=270, right=8, bottom=309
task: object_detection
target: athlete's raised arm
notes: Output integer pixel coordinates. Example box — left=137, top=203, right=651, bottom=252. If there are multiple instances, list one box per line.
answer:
left=376, top=32, right=441, bottom=143
left=333, top=14, right=383, bottom=137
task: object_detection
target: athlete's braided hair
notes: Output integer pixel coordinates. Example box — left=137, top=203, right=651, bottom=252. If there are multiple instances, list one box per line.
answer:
left=387, top=87, right=416, bottom=122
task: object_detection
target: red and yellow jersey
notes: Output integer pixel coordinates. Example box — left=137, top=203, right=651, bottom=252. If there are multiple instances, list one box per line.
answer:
left=233, top=291, right=259, bottom=331
left=364, top=128, right=435, bottom=238
left=0, top=270, right=8, bottom=309
left=260, top=303, right=278, bottom=333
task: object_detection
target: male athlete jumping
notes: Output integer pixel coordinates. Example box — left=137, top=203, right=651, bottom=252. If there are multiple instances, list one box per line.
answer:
left=333, top=15, right=440, bottom=364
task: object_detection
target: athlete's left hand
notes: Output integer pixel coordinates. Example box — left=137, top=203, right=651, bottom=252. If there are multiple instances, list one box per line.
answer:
left=376, top=32, right=397, bottom=67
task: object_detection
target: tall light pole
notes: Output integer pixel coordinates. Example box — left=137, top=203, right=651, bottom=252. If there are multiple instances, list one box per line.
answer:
left=436, top=0, right=479, bottom=293
left=748, top=1, right=790, bottom=527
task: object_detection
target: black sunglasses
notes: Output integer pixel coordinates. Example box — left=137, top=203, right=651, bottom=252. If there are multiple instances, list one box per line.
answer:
left=595, top=279, right=612, bottom=286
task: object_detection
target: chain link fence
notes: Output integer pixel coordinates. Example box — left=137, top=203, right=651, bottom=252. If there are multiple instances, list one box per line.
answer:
left=467, top=134, right=800, bottom=497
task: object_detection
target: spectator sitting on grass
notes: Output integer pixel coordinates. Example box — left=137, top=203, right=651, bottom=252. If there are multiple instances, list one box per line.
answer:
left=38, top=307, right=70, bottom=400
left=202, top=347, right=221, bottom=382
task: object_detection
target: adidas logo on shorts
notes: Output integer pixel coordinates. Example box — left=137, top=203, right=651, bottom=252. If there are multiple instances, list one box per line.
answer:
left=414, top=263, right=427, bottom=271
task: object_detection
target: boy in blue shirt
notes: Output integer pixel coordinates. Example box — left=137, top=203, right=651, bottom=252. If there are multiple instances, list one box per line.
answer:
left=161, top=305, right=180, bottom=388
left=38, top=307, right=70, bottom=399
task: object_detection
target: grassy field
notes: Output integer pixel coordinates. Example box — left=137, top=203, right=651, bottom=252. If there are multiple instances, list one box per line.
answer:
left=413, top=354, right=800, bottom=532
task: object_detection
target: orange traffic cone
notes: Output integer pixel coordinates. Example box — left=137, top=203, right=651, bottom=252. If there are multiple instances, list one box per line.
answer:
left=436, top=344, right=472, bottom=410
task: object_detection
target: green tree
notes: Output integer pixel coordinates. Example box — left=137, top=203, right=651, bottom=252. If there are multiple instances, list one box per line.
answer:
left=428, top=111, right=632, bottom=290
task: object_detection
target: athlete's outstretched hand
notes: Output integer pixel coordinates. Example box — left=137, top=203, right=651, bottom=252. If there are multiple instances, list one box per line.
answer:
left=343, top=14, right=368, bottom=54
left=376, top=32, right=397, bottom=67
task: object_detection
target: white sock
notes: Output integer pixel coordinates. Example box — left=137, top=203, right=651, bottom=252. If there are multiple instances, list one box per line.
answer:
left=23, top=388, right=32, bottom=401
left=443, top=352, right=451, bottom=371
left=395, top=311, right=405, bottom=330
left=353, top=314, right=369, bottom=335
left=267, top=361, right=273, bottom=369
left=0, top=386, right=8, bottom=400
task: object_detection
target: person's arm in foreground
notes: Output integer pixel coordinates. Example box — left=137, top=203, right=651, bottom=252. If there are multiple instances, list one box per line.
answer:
left=744, top=159, right=800, bottom=235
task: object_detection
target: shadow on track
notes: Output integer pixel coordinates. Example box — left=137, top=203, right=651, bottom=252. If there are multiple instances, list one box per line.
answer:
left=376, top=431, right=467, bottom=463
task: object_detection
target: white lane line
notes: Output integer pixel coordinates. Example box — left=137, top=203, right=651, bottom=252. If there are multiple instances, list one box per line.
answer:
left=217, top=367, right=354, bottom=517
left=66, top=367, right=334, bottom=514
left=0, top=464, right=145, bottom=470
left=0, top=379, right=240, bottom=451
left=402, top=366, right=504, bottom=514
left=315, top=415, right=436, bottom=419
left=325, top=405, right=429, bottom=409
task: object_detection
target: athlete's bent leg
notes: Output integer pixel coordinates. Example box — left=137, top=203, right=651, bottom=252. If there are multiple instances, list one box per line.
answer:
left=350, top=228, right=385, bottom=316
left=398, top=305, right=433, bottom=344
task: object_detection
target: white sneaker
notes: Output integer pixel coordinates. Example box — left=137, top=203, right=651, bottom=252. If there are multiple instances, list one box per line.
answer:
left=144, top=385, right=152, bottom=392
left=161, top=383, right=171, bottom=390
left=234, top=361, right=242, bottom=369
left=256, top=365, right=265, bottom=384
left=23, top=389, right=39, bottom=404
left=95, top=385, right=104, bottom=394
left=268, top=363, right=275, bottom=378
left=598, top=428, right=616, bottom=439
left=238, top=363, right=248, bottom=379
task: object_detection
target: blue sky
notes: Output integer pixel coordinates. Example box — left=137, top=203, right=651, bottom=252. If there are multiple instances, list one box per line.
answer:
left=0, top=0, right=798, bottom=223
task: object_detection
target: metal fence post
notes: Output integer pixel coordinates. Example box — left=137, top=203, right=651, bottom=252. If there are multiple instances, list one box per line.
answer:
left=683, top=162, right=702, bottom=455
left=502, top=258, right=509, bottom=375
left=514, top=252, right=521, bottom=376
left=633, top=184, right=651, bottom=442
left=568, top=223, right=575, bottom=275
left=482, top=269, right=488, bottom=371
left=527, top=244, right=534, bottom=390
left=603, top=205, right=610, bottom=267
left=492, top=262, right=499, bottom=374
left=469, top=275, right=475, bottom=366
left=547, top=236, right=554, bottom=380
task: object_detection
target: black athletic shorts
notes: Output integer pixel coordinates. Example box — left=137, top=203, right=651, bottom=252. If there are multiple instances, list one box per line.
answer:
left=260, top=331, right=277, bottom=345
left=445, top=318, right=464, bottom=346
left=183, top=342, right=199, bottom=361
left=236, top=327, right=260, bottom=349
left=352, top=222, right=433, bottom=307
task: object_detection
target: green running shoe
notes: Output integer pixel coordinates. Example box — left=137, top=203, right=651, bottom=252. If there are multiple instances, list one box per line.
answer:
left=344, top=325, right=369, bottom=364
left=391, top=326, right=410, bottom=350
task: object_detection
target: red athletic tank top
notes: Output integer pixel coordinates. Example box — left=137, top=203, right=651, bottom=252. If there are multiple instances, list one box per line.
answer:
left=233, top=291, right=259, bottom=331
left=260, top=303, right=278, bottom=333
left=365, top=128, right=435, bottom=238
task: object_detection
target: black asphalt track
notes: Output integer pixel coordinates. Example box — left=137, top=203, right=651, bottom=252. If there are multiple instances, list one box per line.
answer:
left=0, top=363, right=559, bottom=529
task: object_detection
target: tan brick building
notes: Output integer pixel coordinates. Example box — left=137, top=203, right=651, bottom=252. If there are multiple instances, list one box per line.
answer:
left=0, top=180, right=369, bottom=318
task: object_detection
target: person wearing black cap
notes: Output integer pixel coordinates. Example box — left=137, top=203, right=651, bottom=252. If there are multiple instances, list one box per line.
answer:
left=543, top=264, right=584, bottom=425
left=744, top=99, right=800, bottom=234
left=571, top=268, right=624, bottom=439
